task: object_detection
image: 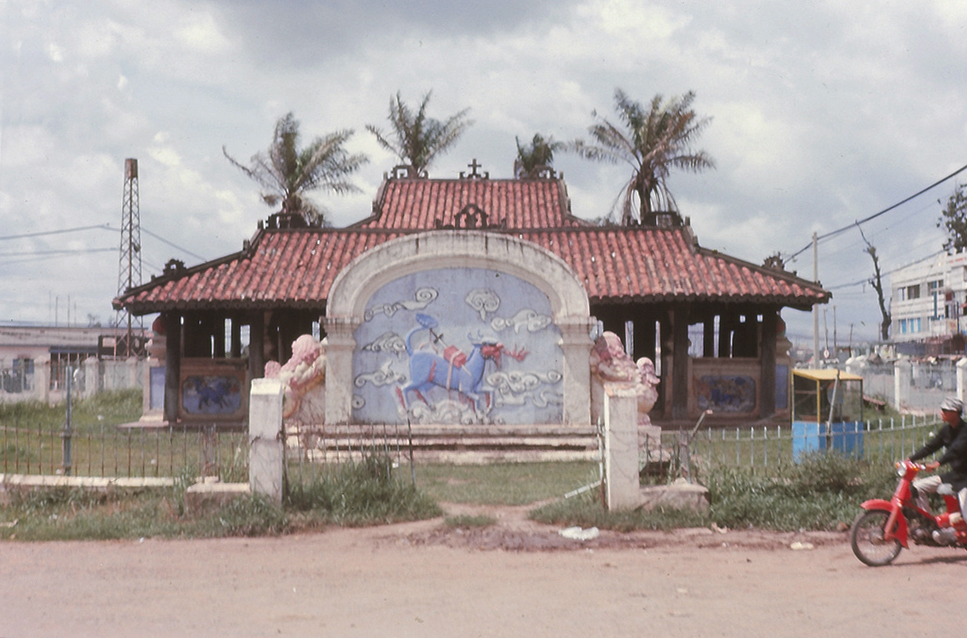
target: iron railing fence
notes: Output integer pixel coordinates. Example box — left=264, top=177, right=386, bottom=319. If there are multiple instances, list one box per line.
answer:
left=282, top=422, right=413, bottom=486
left=0, top=422, right=248, bottom=481
left=644, top=415, right=944, bottom=480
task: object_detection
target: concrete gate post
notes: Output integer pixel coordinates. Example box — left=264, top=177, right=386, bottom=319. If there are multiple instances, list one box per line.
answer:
left=957, top=358, right=967, bottom=404
left=894, top=359, right=911, bottom=412
left=604, top=383, right=640, bottom=511
left=249, top=378, right=285, bottom=503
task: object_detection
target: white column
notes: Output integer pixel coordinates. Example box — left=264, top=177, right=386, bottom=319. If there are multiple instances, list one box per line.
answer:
left=957, top=358, right=967, bottom=404
left=604, top=383, right=640, bottom=511
left=559, top=317, right=595, bottom=426
left=248, top=378, right=284, bottom=503
left=324, top=316, right=359, bottom=425
left=895, top=359, right=912, bottom=412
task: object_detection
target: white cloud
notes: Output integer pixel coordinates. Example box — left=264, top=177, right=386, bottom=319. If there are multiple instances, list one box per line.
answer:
left=47, top=42, right=64, bottom=62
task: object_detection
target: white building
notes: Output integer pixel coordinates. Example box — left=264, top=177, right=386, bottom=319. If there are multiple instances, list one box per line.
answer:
left=890, top=252, right=967, bottom=345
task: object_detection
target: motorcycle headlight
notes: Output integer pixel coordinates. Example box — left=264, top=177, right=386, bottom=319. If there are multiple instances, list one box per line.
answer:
left=897, top=463, right=909, bottom=477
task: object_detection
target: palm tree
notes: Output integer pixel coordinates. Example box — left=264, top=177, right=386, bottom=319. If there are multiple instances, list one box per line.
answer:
left=570, top=89, right=714, bottom=226
left=366, top=91, right=473, bottom=177
left=223, top=112, right=368, bottom=227
left=514, top=134, right=564, bottom=179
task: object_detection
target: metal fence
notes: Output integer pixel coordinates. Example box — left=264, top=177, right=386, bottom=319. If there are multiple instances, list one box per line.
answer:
left=282, top=422, right=412, bottom=485
left=644, top=415, right=943, bottom=478
left=0, top=422, right=249, bottom=481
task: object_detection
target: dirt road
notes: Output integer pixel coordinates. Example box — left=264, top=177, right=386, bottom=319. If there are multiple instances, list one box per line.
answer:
left=1, top=507, right=964, bottom=637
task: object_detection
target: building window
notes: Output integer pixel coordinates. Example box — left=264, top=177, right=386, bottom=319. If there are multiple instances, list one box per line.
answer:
left=906, top=285, right=921, bottom=300
left=928, top=279, right=943, bottom=292
left=1, top=357, right=33, bottom=393
left=899, top=319, right=907, bottom=334
left=49, top=351, right=92, bottom=390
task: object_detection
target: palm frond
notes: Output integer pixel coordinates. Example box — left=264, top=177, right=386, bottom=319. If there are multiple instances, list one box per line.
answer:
left=224, top=112, right=368, bottom=226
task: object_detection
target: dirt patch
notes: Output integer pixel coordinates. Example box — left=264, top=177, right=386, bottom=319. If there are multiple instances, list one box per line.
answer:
left=387, top=501, right=847, bottom=552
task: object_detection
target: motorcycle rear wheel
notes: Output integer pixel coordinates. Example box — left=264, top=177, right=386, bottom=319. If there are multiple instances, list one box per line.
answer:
left=850, top=509, right=902, bottom=566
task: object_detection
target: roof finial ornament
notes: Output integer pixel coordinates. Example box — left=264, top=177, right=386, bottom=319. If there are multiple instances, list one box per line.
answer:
left=460, top=159, right=489, bottom=180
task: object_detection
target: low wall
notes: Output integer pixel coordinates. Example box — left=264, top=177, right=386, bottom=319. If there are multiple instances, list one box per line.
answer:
left=0, top=359, right=145, bottom=404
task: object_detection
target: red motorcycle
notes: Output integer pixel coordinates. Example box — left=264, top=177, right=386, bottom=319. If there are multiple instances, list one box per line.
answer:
left=850, top=459, right=967, bottom=566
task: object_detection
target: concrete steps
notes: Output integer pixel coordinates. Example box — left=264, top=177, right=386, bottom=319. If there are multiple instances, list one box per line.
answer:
left=284, top=423, right=602, bottom=464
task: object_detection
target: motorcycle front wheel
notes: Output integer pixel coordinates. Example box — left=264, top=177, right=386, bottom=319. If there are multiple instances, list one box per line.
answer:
left=850, top=509, right=902, bottom=566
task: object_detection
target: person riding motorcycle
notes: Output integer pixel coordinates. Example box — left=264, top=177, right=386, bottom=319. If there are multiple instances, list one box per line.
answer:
left=907, top=396, right=967, bottom=544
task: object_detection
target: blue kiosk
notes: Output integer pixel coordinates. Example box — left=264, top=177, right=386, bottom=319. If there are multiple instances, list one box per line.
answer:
left=791, top=369, right=864, bottom=460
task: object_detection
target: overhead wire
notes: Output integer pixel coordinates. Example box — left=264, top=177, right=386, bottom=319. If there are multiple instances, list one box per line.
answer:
left=0, top=224, right=113, bottom=241
left=786, top=162, right=967, bottom=261
left=141, top=227, right=208, bottom=262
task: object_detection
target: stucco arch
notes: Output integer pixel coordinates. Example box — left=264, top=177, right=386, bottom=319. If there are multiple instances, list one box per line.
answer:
left=325, top=231, right=594, bottom=425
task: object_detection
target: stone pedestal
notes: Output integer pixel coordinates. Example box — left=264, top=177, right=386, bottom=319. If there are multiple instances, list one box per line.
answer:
left=604, top=383, right=640, bottom=511
left=249, top=379, right=284, bottom=503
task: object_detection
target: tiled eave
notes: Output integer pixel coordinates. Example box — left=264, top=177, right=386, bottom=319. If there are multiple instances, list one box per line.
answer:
left=115, top=226, right=829, bottom=315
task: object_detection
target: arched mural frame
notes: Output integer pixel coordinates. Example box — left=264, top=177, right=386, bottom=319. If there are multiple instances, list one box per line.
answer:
left=325, top=231, right=594, bottom=425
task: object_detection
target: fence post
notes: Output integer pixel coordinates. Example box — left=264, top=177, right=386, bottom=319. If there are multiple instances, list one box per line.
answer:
left=957, top=359, right=967, bottom=404
left=895, top=359, right=911, bottom=412
left=249, top=379, right=284, bottom=503
left=603, top=383, right=640, bottom=511
left=61, top=365, right=73, bottom=476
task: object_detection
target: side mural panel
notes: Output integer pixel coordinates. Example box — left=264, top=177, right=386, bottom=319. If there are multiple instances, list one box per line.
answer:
left=352, top=268, right=563, bottom=424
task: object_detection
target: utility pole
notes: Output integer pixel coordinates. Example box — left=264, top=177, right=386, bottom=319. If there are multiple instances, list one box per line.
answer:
left=813, top=232, right=820, bottom=367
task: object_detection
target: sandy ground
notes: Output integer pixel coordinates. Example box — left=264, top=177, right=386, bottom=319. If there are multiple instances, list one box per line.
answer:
left=1, top=503, right=966, bottom=638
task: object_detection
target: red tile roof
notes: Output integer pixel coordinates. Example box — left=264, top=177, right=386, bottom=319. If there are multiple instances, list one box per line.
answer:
left=116, top=177, right=829, bottom=313
left=353, top=178, right=588, bottom=230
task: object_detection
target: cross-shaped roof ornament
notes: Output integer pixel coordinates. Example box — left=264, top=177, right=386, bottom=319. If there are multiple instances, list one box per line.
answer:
left=460, top=158, right=489, bottom=179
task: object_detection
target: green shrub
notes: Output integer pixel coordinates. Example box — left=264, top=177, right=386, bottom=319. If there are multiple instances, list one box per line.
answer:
left=530, top=490, right=709, bottom=532
left=285, top=455, right=442, bottom=526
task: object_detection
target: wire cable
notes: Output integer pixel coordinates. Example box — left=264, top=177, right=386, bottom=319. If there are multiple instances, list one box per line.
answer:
left=787, top=162, right=967, bottom=260
left=142, top=227, right=208, bottom=262
left=0, top=224, right=112, bottom=241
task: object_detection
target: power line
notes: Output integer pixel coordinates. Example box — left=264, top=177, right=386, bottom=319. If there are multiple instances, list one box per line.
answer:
left=0, top=224, right=112, bottom=241
left=142, top=227, right=208, bottom=262
left=0, top=247, right=117, bottom=258
left=787, top=162, right=967, bottom=260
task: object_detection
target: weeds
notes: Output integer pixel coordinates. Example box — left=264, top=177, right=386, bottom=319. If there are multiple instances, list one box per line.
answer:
left=286, top=455, right=441, bottom=526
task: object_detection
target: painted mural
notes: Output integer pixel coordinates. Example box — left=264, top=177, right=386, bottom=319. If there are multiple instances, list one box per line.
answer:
left=352, top=268, right=563, bottom=425
left=181, top=375, right=243, bottom=415
left=696, top=374, right=756, bottom=413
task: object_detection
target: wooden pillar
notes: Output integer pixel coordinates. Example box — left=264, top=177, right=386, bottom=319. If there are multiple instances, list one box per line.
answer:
left=633, top=313, right=657, bottom=363
left=213, top=316, right=226, bottom=358
left=230, top=317, right=242, bottom=358
left=248, top=310, right=265, bottom=381
left=703, top=314, right=715, bottom=358
left=718, top=312, right=732, bottom=358
left=672, top=304, right=690, bottom=420
left=163, top=312, right=181, bottom=424
left=759, top=309, right=778, bottom=419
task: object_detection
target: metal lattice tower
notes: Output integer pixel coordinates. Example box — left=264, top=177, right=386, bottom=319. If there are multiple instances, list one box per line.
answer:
left=115, top=158, right=144, bottom=356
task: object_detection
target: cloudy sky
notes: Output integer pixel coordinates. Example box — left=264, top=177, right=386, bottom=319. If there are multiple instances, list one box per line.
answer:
left=2, top=0, right=966, bottom=348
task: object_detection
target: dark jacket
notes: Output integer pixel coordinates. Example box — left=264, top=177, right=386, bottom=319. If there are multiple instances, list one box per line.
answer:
left=909, top=419, right=967, bottom=491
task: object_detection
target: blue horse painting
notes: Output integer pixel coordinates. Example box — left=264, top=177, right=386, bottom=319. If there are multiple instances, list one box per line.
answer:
left=396, top=314, right=526, bottom=415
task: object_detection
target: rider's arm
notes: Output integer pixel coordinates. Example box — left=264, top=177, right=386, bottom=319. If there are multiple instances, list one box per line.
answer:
left=937, top=426, right=967, bottom=467
left=909, top=429, right=947, bottom=462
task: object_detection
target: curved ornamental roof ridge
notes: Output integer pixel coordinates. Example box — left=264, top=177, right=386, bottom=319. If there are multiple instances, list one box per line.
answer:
left=114, top=175, right=830, bottom=314
left=350, top=176, right=591, bottom=231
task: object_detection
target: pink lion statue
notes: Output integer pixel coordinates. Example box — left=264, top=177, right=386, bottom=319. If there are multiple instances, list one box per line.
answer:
left=589, top=331, right=659, bottom=426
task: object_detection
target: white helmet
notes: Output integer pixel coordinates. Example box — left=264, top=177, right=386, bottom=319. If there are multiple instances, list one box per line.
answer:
left=941, top=397, right=963, bottom=414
